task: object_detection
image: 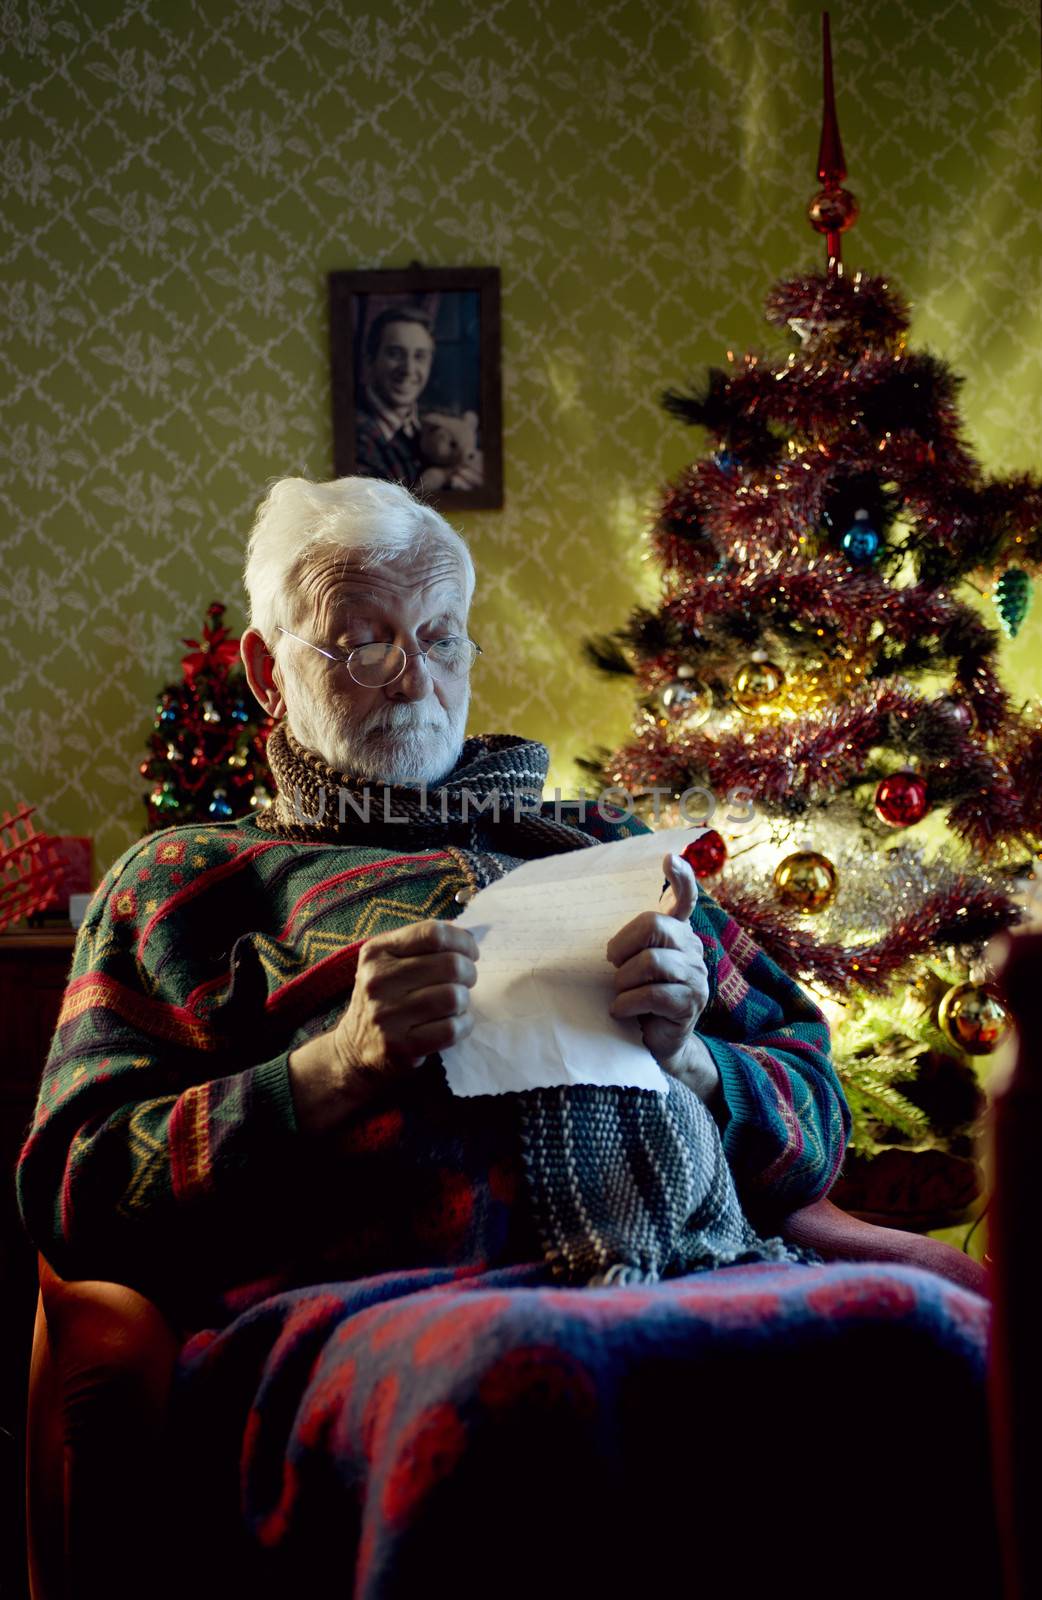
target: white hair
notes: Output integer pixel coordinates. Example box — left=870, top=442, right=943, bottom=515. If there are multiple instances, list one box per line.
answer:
left=243, top=475, right=476, bottom=643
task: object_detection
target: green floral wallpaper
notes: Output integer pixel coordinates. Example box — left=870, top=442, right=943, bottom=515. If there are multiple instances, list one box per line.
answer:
left=1, top=0, right=1039, bottom=873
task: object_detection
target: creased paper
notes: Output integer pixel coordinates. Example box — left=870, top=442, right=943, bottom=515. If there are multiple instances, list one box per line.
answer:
left=441, top=824, right=705, bottom=1097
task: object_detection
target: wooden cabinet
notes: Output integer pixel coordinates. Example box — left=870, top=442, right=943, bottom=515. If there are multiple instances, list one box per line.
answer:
left=0, top=929, right=74, bottom=1283
left=0, top=928, right=75, bottom=1600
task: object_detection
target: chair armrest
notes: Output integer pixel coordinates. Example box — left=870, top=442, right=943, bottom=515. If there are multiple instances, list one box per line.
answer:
left=30, top=1254, right=184, bottom=1600
left=781, top=1194, right=988, bottom=1297
left=36, top=1253, right=183, bottom=1405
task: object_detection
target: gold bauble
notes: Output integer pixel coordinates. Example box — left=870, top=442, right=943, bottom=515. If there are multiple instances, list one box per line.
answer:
left=787, top=646, right=871, bottom=714
left=732, top=659, right=785, bottom=714
left=773, top=850, right=838, bottom=913
left=938, top=981, right=1013, bottom=1056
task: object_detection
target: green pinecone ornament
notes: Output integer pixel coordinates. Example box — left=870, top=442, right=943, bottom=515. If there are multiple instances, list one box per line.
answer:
left=994, top=567, right=1032, bottom=639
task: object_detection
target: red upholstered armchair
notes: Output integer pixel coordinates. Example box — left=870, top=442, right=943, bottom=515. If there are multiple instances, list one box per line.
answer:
left=24, top=1194, right=988, bottom=1600
left=26, top=1257, right=184, bottom=1600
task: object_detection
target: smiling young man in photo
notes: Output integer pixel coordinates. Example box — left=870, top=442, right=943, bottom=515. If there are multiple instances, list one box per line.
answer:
left=354, top=304, right=436, bottom=486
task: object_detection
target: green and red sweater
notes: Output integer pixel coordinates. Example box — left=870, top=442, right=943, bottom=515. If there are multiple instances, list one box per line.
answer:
left=17, top=808, right=850, bottom=1331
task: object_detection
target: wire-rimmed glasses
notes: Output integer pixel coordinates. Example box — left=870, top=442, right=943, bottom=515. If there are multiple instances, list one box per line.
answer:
left=275, top=625, right=482, bottom=688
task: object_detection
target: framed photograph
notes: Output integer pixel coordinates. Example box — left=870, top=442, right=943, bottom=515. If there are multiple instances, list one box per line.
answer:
left=328, top=265, right=503, bottom=511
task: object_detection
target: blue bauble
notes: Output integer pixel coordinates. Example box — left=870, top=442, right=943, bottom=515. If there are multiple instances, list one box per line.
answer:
left=714, top=450, right=740, bottom=474
left=208, top=788, right=234, bottom=820
left=841, top=517, right=880, bottom=564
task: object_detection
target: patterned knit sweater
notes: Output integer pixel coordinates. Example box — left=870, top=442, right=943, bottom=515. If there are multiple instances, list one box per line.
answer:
left=16, top=804, right=851, bottom=1334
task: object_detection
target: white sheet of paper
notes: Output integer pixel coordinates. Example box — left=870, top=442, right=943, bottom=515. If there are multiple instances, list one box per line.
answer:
left=441, top=824, right=706, bottom=1098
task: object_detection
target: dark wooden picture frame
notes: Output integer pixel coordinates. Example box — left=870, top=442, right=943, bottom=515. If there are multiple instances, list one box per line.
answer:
left=328, top=265, right=503, bottom=511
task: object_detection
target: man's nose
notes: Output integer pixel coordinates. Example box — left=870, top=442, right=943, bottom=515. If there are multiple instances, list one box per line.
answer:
left=387, top=652, right=432, bottom=701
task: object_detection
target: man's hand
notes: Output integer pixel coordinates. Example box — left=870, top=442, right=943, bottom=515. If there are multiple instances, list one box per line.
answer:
left=335, top=918, right=479, bottom=1079
left=289, top=919, right=478, bottom=1134
left=606, top=852, right=711, bottom=1079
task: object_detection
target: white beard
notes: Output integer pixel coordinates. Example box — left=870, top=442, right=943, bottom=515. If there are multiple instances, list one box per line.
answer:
left=285, top=681, right=469, bottom=787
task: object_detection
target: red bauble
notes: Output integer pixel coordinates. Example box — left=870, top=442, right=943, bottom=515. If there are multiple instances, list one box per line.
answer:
left=874, top=771, right=929, bottom=827
left=681, top=829, right=728, bottom=878
left=807, top=186, right=859, bottom=235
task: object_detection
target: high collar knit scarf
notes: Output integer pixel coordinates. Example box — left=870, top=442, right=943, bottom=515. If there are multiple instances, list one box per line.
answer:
left=255, top=721, right=596, bottom=863
left=257, top=720, right=816, bottom=1285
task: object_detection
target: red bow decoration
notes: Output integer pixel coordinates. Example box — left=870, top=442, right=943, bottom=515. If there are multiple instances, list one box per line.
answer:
left=181, top=602, right=241, bottom=683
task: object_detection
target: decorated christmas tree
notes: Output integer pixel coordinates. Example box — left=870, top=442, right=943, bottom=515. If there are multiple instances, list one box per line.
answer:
left=141, top=602, right=273, bottom=830
left=583, top=17, right=1042, bottom=1232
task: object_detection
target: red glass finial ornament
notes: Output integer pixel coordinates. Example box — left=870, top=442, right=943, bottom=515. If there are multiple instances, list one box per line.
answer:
left=808, top=12, right=859, bottom=275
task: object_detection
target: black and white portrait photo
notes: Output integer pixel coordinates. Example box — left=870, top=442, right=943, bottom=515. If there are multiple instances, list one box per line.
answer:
left=329, top=266, right=503, bottom=510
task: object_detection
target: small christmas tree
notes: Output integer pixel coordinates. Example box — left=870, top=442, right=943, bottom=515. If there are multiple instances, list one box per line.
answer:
left=141, top=603, right=273, bottom=830
left=583, top=17, right=1042, bottom=1231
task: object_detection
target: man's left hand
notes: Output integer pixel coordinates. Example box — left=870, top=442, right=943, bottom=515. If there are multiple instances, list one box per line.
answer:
left=606, top=851, right=711, bottom=1077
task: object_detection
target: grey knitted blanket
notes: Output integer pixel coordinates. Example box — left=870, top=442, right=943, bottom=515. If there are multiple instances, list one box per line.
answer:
left=519, top=1077, right=819, bottom=1286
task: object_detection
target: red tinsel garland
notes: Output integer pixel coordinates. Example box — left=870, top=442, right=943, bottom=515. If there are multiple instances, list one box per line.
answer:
left=686, top=348, right=973, bottom=462
left=655, top=449, right=1042, bottom=583
left=639, top=566, right=1008, bottom=731
left=710, top=874, right=1019, bottom=996
left=607, top=678, right=1033, bottom=856
left=1002, top=719, right=1042, bottom=836
left=763, top=271, right=911, bottom=348
left=608, top=681, right=924, bottom=800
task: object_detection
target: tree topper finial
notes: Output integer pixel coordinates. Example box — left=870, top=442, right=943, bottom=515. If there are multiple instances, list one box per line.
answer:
left=807, top=12, right=859, bottom=275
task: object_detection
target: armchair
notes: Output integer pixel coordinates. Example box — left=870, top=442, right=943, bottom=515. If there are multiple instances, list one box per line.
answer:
left=25, top=1193, right=988, bottom=1600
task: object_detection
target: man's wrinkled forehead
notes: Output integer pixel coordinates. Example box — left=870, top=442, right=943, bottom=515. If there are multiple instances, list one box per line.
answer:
left=291, top=547, right=466, bottom=627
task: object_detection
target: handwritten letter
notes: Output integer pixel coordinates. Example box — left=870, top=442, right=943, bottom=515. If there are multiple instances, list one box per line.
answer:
left=441, top=825, right=704, bottom=1097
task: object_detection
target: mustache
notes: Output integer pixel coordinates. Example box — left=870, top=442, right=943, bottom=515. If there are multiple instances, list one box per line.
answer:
left=353, top=702, right=451, bottom=738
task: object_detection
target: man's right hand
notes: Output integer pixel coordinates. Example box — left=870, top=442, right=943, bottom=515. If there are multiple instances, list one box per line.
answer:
left=288, top=919, right=479, bottom=1135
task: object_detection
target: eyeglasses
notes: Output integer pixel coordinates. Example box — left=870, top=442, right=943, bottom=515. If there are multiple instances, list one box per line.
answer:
left=275, top=625, right=482, bottom=688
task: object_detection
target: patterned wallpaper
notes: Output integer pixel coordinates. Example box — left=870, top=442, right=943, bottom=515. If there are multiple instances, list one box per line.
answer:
left=1, top=0, right=1039, bottom=872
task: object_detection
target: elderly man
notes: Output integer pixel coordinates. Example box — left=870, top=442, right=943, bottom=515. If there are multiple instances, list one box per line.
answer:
left=17, top=478, right=997, bottom=1600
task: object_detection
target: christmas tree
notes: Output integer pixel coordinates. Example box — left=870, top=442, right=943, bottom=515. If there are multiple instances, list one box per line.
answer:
left=583, top=16, right=1042, bottom=1233
left=141, top=602, right=273, bottom=830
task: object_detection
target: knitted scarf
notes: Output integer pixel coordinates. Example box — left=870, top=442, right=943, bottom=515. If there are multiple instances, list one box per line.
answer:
left=258, top=722, right=814, bottom=1284
left=256, top=722, right=594, bottom=861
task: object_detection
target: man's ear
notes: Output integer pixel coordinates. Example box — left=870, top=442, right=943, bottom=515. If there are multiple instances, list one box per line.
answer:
left=241, top=628, right=286, bottom=718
